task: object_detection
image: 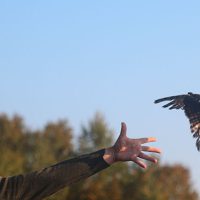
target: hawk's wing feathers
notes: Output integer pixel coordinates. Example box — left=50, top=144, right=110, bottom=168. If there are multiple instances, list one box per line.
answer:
left=155, top=92, right=200, bottom=151
left=154, top=94, right=186, bottom=110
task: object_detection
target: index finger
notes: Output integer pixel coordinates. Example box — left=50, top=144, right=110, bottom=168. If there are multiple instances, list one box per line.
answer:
left=137, top=137, right=157, bottom=144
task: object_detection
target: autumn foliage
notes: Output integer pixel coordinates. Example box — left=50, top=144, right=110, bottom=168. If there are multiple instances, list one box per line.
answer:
left=0, top=113, right=198, bottom=200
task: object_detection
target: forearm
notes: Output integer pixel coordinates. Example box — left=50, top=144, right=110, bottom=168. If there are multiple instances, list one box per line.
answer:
left=0, top=149, right=109, bottom=200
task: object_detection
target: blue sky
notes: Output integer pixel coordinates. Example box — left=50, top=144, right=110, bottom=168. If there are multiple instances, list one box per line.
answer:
left=1, top=0, right=200, bottom=193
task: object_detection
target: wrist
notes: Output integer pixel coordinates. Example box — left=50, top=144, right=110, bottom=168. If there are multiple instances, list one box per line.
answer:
left=103, top=147, right=116, bottom=165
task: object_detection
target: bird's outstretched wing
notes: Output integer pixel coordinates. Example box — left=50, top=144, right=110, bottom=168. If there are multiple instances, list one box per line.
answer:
left=154, top=92, right=200, bottom=151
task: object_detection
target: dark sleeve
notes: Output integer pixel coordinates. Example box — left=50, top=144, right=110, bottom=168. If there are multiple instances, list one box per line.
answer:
left=0, top=149, right=109, bottom=200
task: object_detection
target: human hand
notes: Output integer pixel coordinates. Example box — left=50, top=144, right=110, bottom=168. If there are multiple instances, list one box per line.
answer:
left=103, top=122, right=161, bottom=168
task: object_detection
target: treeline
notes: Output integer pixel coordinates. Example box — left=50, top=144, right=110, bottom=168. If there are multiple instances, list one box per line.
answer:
left=0, top=113, right=199, bottom=200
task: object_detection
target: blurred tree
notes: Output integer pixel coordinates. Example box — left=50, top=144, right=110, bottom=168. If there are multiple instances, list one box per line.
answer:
left=0, top=114, right=74, bottom=200
left=31, top=120, right=74, bottom=170
left=122, top=163, right=199, bottom=200
left=0, top=113, right=199, bottom=200
left=0, top=114, right=26, bottom=175
left=78, top=112, right=113, bottom=152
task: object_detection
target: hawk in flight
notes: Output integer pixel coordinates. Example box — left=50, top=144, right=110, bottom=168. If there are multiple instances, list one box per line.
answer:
left=154, top=92, right=200, bottom=151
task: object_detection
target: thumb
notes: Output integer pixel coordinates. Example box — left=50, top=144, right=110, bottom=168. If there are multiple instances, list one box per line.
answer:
left=120, top=122, right=127, bottom=137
